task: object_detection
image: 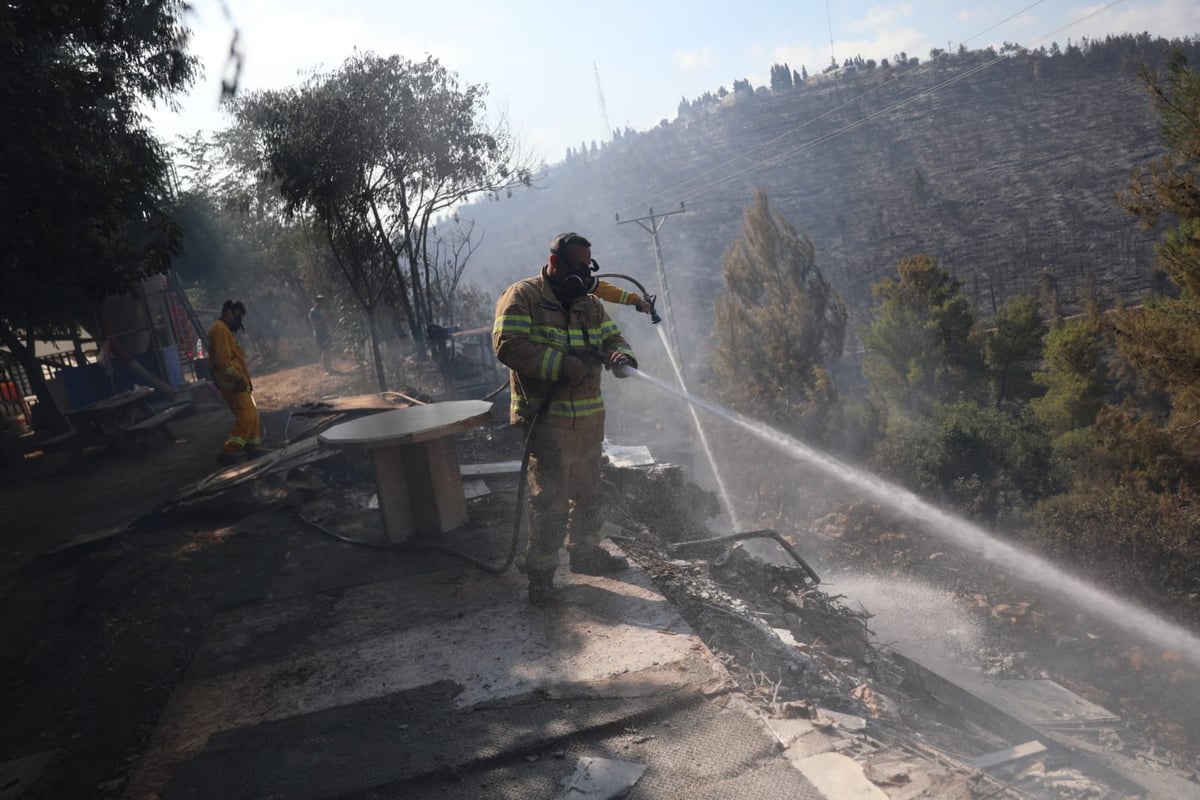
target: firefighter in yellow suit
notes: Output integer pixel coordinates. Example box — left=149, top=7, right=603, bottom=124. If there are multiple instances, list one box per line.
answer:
left=493, top=233, right=638, bottom=606
left=207, top=300, right=262, bottom=465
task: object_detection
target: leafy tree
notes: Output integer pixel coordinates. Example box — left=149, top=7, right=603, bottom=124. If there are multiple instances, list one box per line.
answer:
left=711, top=190, right=847, bottom=441
left=1030, top=401, right=1200, bottom=612
left=0, top=1, right=196, bottom=426
left=227, top=53, right=531, bottom=390
left=870, top=401, right=1053, bottom=525
left=1027, top=51, right=1200, bottom=612
left=983, top=294, right=1046, bottom=408
left=862, top=255, right=980, bottom=420
left=1115, top=50, right=1200, bottom=453
left=770, top=63, right=793, bottom=91
left=1029, top=315, right=1106, bottom=435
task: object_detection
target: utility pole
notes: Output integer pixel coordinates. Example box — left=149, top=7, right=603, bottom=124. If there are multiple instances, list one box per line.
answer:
left=616, top=203, right=686, bottom=355
left=616, top=202, right=740, bottom=528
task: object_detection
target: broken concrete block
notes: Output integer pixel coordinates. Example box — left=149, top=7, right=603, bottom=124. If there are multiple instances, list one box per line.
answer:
left=794, top=752, right=890, bottom=799
left=556, top=756, right=647, bottom=798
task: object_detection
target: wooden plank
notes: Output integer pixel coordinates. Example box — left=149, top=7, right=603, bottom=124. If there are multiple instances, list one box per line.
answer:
left=291, top=394, right=411, bottom=416
left=460, top=460, right=522, bottom=477
left=123, top=403, right=189, bottom=432
left=968, top=740, right=1047, bottom=770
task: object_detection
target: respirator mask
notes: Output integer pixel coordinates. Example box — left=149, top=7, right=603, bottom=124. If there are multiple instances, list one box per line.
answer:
left=549, top=232, right=599, bottom=300
left=558, top=258, right=600, bottom=297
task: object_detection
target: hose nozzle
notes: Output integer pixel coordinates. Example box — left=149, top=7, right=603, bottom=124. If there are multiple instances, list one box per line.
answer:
left=645, top=293, right=662, bottom=325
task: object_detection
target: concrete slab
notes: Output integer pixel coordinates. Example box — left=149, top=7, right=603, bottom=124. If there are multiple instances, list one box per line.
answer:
left=793, top=752, right=891, bottom=799
left=976, top=678, right=1120, bottom=727
left=969, top=739, right=1047, bottom=769
left=603, top=442, right=655, bottom=467
left=124, top=563, right=731, bottom=799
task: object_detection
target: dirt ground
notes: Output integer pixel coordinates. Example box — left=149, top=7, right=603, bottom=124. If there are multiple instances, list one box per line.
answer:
left=0, top=361, right=367, bottom=799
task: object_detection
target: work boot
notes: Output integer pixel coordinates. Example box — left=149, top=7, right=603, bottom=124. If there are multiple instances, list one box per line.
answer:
left=527, top=573, right=557, bottom=607
left=216, top=452, right=240, bottom=467
left=568, top=544, right=629, bottom=576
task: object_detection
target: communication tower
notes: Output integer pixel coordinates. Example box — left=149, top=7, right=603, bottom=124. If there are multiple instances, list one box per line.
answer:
left=594, top=62, right=613, bottom=141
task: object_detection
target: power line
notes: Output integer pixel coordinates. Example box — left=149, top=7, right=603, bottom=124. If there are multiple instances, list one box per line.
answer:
left=613, top=0, right=1128, bottom=218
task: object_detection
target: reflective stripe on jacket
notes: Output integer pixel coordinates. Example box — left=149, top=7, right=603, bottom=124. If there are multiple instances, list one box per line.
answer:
left=493, top=272, right=635, bottom=423
left=593, top=280, right=642, bottom=307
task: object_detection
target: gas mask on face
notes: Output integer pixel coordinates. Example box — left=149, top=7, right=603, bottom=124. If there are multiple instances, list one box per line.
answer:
left=548, top=233, right=599, bottom=301
left=559, top=258, right=600, bottom=297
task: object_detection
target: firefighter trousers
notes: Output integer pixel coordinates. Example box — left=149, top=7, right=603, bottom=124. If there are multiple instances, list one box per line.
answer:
left=522, top=413, right=606, bottom=576
left=219, top=388, right=262, bottom=456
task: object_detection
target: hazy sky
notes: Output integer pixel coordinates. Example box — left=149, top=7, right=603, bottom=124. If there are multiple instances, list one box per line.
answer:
left=147, top=0, right=1199, bottom=165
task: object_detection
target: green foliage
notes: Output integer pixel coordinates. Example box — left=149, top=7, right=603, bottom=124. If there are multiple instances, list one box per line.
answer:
left=0, top=0, right=196, bottom=420
left=1028, top=400, right=1200, bottom=612
left=227, top=53, right=529, bottom=346
left=1029, top=315, right=1107, bottom=435
left=1116, top=50, right=1200, bottom=449
left=0, top=0, right=196, bottom=318
left=869, top=400, right=1055, bottom=524
left=862, top=255, right=981, bottom=420
left=1032, top=480, right=1200, bottom=614
left=769, top=63, right=794, bottom=91
left=711, top=190, right=847, bottom=443
left=982, top=294, right=1046, bottom=408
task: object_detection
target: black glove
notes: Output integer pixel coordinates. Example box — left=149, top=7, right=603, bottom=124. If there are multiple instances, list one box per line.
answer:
left=561, top=354, right=590, bottom=387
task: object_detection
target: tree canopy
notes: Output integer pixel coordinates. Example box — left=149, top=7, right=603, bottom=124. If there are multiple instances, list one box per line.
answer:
left=0, top=0, right=196, bottom=419
left=1115, top=50, right=1200, bottom=450
left=712, top=189, right=846, bottom=441
left=224, top=52, right=530, bottom=389
left=862, top=255, right=980, bottom=419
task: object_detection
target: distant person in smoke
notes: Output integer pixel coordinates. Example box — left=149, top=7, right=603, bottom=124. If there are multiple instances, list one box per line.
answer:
left=492, top=231, right=638, bottom=607
left=309, top=295, right=337, bottom=374
left=208, top=300, right=263, bottom=466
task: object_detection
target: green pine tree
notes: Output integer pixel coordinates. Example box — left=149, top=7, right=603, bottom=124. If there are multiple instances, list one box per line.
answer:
left=862, top=255, right=981, bottom=421
left=711, top=190, right=847, bottom=442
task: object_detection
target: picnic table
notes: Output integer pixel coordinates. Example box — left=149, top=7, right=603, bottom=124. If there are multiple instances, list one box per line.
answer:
left=318, top=399, right=493, bottom=542
left=64, top=386, right=189, bottom=450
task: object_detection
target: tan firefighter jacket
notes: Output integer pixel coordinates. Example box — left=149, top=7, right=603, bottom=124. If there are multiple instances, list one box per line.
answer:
left=493, top=271, right=636, bottom=424
left=207, top=319, right=253, bottom=393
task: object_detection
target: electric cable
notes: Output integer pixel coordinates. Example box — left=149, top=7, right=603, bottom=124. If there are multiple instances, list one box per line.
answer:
left=613, top=0, right=1129, bottom=218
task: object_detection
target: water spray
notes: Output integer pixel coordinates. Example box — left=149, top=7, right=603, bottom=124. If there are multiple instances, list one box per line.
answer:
left=616, top=363, right=1200, bottom=668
